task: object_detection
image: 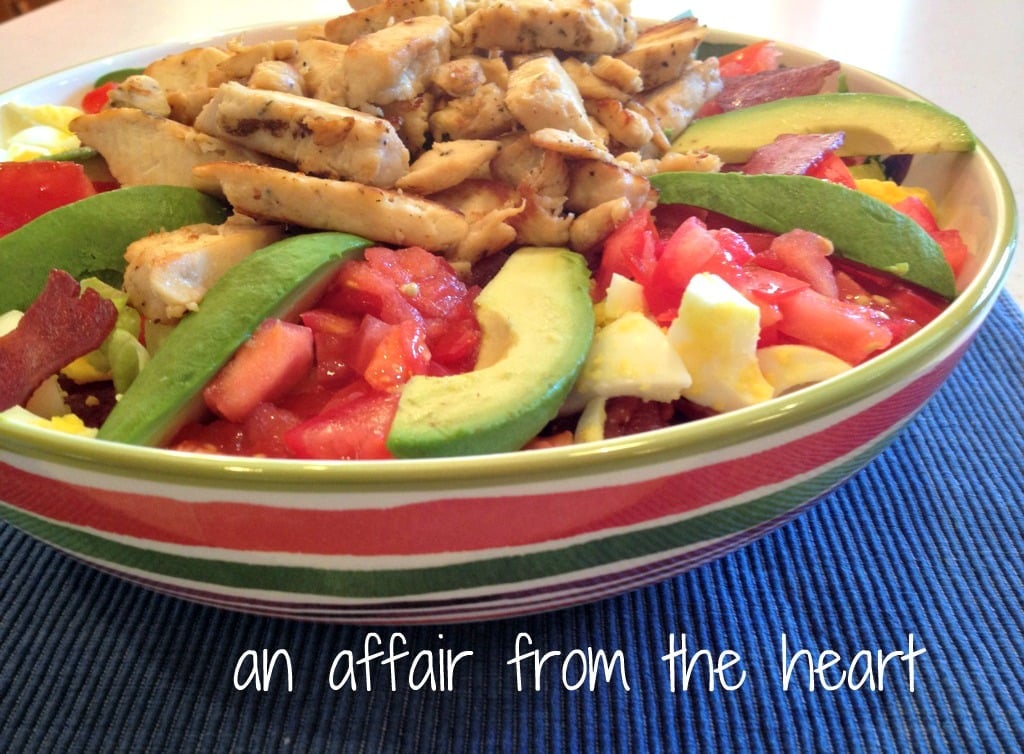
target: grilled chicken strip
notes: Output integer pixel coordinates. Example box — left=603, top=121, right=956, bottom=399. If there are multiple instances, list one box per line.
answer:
left=396, top=139, right=502, bottom=194
left=617, top=17, right=707, bottom=90
left=193, top=162, right=470, bottom=255
left=123, top=219, right=285, bottom=322
left=330, top=15, right=453, bottom=109
left=70, top=108, right=272, bottom=188
left=505, top=53, right=600, bottom=141
left=193, top=81, right=410, bottom=187
left=455, top=0, right=638, bottom=55
left=324, top=0, right=467, bottom=45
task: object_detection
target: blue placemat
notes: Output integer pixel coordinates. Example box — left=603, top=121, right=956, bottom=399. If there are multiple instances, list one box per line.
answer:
left=1, top=293, right=1023, bottom=754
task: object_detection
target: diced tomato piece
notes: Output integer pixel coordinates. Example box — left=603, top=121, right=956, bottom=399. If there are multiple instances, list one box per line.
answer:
left=0, top=161, right=96, bottom=236
left=754, top=229, right=839, bottom=297
left=890, top=195, right=968, bottom=276
left=716, top=40, right=781, bottom=77
left=203, top=319, right=315, bottom=423
left=805, top=152, right=858, bottom=189
left=361, top=318, right=431, bottom=392
left=284, top=382, right=400, bottom=460
left=776, top=288, right=893, bottom=364
left=240, top=403, right=303, bottom=457
left=645, top=216, right=729, bottom=321
left=81, top=82, right=117, bottom=114
left=596, top=207, right=659, bottom=292
left=425, top=299, right=483, bottom=374
left=321, top=251, right=423, bottom=324
left=733, top=265, right=810, bottom=330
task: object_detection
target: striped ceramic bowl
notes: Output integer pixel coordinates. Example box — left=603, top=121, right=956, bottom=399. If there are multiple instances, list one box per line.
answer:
left=0, top=28, right=1018, bottom=623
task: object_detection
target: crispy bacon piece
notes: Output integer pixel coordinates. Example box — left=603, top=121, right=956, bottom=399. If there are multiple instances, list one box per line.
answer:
left=741, top=131, right=846, bottom=176
left=716, top=60, right=841, bottom=111
left=0, top=269, right=118, bottom=411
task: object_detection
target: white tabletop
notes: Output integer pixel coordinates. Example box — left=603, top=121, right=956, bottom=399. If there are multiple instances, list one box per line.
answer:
left=1, top=0, right=1020, bottom=304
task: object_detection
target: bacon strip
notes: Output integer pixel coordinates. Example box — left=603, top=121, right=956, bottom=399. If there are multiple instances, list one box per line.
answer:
left=717, top=60, right=842, bottom=111
left=741, top=132, right=846, bottom=176
left=0, top=269, right=118, bottom=411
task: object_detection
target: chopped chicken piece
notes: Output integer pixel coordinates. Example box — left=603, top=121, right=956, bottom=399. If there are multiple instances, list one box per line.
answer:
left=529, top=127, right=616, bottom=164
left=71, top=108, right=272, bottom=188
left=509, top=184, right=572, bottom=247
left=108, top=75, right=170, bottom=117
left=166, top=88, right=217, bottom=126
left=455, top=0, right=638, bottom=55
left=429, top=82, right=515, bottom=140
left=617, top=17, right=706, bottom=90
left=590, top=55, right=644, bottom=94
left=561, top=58, right=634, bottom=102
left=589, top=99, right=655, bottom=150
left=123, top=218, right=285, bottom=322
left=193, top=81, right=410, bottom=187
left=567, top=160, right=654, bottom=214
left=569, top=196, right=634, bottom=252
left=432, top=180, right=523, bottom=264
left=640, top=59, right=722, bottom=141
left=248, top=61, right=306, bottom=96
left=432, top=57, right=487, bottom=97
left=193, top=162, right=470, bottom=255
left=324, top=0, right=467, bottom=44
left=396, top=139, right=502, bottom=194
left=505, top=53, right=600, bottom=141
left=209, top=40, right=300, bottom=86
left=143, top=47, right=231, bottom=93
left=381, top=94, right=436, bottom=157
left=329, top=16, right=452, bottom=109
left=293, top=39, right=349, bottom=101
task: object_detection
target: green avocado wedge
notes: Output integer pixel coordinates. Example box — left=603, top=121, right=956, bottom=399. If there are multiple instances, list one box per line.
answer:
left=671, top=93, right=976, bottom=164
left=0, top=185, right=229, bottom=312
left=98, top=232, right=371, bottom=447
left=650, top=171, right=958, bottom=299
left=387, top=247, right=595, bottom=459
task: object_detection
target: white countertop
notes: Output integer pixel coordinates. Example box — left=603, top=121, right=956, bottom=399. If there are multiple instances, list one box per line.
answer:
left=2, top=0, right=1020, bottom=304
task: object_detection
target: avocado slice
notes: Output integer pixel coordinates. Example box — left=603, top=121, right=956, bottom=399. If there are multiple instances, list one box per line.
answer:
left=387, top=247, right=595, bottom=458
left=650, top=171, right=958, bottom=299
left=0, top=185, right=229, bottom=312
left=671, top=93, right=976, bottom=163
left=98, top=232, right=371, bottom=447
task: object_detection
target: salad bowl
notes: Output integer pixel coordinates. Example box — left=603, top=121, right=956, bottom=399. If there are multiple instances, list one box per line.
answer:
left=0, top=23, right=1017, bottom=624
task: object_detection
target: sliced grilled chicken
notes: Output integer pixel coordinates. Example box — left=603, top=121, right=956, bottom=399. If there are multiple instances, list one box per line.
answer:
left=324, top=0, right=467, bottom=45
left=396, top=139, right=502, bottom=194
left=70, top=108, right=272, bottom=188
left=123, top=218, right=285, bottom=322
left=455, top=0, right=638, bottom=55
left=505, top=53, right=599, bottom=141
left=192, top=162, right=470, bottom=255
left=143, top=46, right=230, bottom=93
left=193, top=81, right=410, bottom=187
left=639, top=59, right=722, bottom=141
left=617, top=17, right=707, bottom=90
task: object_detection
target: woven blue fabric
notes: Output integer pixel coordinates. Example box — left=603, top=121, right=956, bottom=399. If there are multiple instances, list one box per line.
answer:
left=1, top=294, right=1023, bottom=753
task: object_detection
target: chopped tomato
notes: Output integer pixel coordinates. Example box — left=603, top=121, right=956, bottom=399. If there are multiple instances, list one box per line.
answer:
left=645, top=216, right=727, bottom=321
left=716, top=40, right=781, bottom=77
left=81, top=82, right=117, bottom=114
left=753, top=228, right=839, bottom=297
left=776, top=288, right=893, bottom=364
left=284, top=382, right=400, bottom=460
left=360, top=318, right=431, bottom=392
left=595, top=206, right=658, bottom=293
left=891, top=196, right=969, bottom=275
left=203, top=319, right=315, bottom=424
left=0, top=161, right=96, bottom=237
left=805, top=152, right=858, bottom=189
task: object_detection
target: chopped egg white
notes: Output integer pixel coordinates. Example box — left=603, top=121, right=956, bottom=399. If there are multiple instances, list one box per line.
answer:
left=666, top=272, right=774, bottom=413
left=756, top=344, right=852, bottom=397
left=574, top=310, right=692, bottom=403
left=0, top=102, right=84, bottom=161
left=599, top=273, right=647, bottom=323
left=574, top=397, right=608, bottom=443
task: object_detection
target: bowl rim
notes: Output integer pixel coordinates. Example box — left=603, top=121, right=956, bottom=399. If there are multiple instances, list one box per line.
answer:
left=0, top=24, right=1018, bottom=491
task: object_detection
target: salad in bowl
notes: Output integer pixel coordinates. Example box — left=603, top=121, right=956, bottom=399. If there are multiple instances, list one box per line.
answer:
left=0, top=0, right=1015, bottom=622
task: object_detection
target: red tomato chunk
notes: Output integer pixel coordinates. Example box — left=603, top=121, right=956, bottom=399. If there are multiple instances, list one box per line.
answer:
left=0, top=161, right=97, bottom=237
left=172, top=246, right=482, bottom=459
